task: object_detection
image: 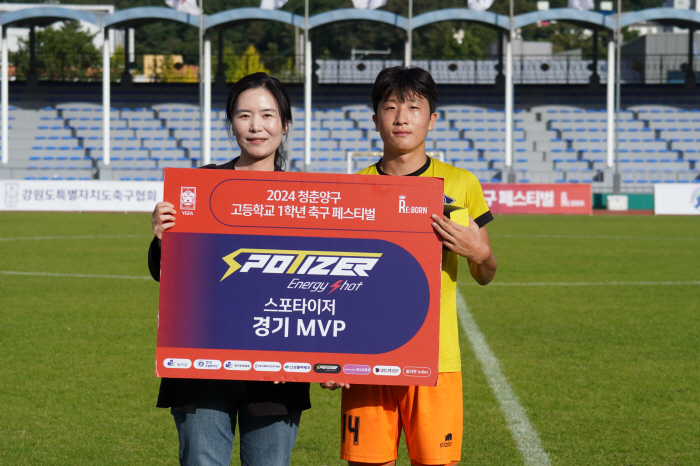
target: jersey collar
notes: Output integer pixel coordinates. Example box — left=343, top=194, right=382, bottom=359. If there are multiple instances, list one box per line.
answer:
left=376, top=156, right=431, bottom=176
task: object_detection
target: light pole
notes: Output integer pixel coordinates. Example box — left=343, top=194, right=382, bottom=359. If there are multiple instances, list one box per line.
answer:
left=614, top=0, right=621, bottom=194
left=102, top=28, right=110, bottom=167
left=198, top=0, right=206, bottom=166
left=1, top=27, right=7, bottom=166
left=304, top=0, right=312, bottom=172
left=405, top=0, right=413, bottom=67
left=504, top=0, right=515, bottom=182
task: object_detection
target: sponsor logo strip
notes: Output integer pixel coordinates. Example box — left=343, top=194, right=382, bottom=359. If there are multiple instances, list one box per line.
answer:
left=194, top=359, right=222, bottom=370
left=373, top=365, right=401, bottom=376
left=253, top=361, right=282, bottom=372
left=343, top=364, right=371, bottom=375
left=403, top=366, right=431, bottom=377
left=223, top=360, right=252, bottom=371
left=283, top=362, right=312, bottom=373
left=313, top=363, right=341, bottom=374
left=163, top=358, right=191, bottom=369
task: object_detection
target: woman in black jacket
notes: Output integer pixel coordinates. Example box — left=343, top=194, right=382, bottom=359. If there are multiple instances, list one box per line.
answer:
left=148, top=73, right=310, bottom=466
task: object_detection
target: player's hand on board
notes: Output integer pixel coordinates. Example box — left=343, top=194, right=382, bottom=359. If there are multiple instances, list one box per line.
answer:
left=320, top=381, right=350, bottom=390
left=152, top=202, right=177, bottom=241
left=431, top=214, right=491, bottom=264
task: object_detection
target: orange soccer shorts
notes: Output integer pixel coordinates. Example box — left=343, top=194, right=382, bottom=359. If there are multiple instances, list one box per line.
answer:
left=340, top=372, right=462, bottom=466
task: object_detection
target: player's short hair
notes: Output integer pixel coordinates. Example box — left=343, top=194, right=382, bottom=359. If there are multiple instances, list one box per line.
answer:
left=225, top=72, right=292, bottom=171
left=371, top=66, right=438, bottom=115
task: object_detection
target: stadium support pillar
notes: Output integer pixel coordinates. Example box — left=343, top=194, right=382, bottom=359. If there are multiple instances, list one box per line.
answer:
left=128, top=28, right=134, bottom=70
left=103, top=28, right=111, bottom=166
left=198, top=0, right=204, bottom=167
left=606, top=36, right=615, bottom=169
left=590, top=29, right=600, bottom=87
left=504, top=30, right=514, bottom=182
left=29, top=26, right=35, bottom=72
left=203, top=34, right=211, bottom=166
left=121, top=29, right=132, bottom=84
left=215, top=29, right=226, bottom=88
left=613, top=2, right=622, bottom=194
left=1, top=27, right=7, bottom=166
left=404, top=37, right=411, bottom=68
left=686, top=27, right=696, bottom=88
left=303, top=0, right=311, bottom=172
left=27, top=26, right=38, bottom=86
left=304, top=37, right=312, bottom=171
left=495, top=31, right=505, bottom=88
left=404, top=0, right=413, bottom=67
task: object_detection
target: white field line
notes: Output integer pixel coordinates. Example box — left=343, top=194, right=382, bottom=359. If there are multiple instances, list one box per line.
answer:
left=490, top=234, right=699, bottom=242
left=0, top=235, right=148, bottom=241
left=463, top=281, right=700, bottom=287
left=0, top=271, right=152, bottom=280
left=457, top=289, right=551, bottom=466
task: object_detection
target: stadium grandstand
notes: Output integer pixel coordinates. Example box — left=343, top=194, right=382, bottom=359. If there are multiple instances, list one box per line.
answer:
left=0, top=4, right=699, bottom=193
left=1, top=82, right=699, bottom=191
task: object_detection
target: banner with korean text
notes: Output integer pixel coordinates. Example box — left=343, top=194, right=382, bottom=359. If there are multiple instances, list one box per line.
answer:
left=482, top=183, right=592, bottom=214
left=0, top=180, right=162, bottom=212
left=157, top=168, right=444, bottom=386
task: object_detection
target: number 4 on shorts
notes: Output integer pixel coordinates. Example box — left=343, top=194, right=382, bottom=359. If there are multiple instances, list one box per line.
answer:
left=342, top=414, right=360, bottom=445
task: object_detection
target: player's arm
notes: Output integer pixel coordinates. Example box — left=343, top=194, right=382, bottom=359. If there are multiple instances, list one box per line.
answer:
left=431, top=214, right=497, bottom=286
left=467, top=224, right=497, bottom=285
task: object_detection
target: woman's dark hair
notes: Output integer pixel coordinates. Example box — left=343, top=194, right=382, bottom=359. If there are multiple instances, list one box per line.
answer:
left=225, top=72, right=292, bottom=171
left=371, top=66, right=438, bottom=115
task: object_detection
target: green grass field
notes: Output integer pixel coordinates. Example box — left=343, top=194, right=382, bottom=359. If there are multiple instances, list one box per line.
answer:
left=1, top=212, right=698, bottom=465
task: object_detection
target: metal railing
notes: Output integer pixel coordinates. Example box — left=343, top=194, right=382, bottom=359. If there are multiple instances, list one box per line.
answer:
left=11, top=51, right=112, bottom=82
left=619, top=53, right=700, bottom=85
left=7, top=51, right=303, bottom=84
left=6, top=51, right=700, bottom=86
left=315, top=56, right=609, bottom=85
left=317, top=54, right=700, bottom=86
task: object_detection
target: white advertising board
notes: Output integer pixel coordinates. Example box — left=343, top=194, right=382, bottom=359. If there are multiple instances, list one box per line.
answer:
left=0, top=180, right=163, bottom=212
left=654, top=184, right=700, bottom=215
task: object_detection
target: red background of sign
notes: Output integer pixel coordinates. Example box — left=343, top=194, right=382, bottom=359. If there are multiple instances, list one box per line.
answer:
left=157, top=168, right=445, bottom=386
left=482, top=183, right=592, bottom=214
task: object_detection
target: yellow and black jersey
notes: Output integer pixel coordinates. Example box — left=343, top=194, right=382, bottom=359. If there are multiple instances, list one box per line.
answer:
left=357, top=156, right=493, bottom=372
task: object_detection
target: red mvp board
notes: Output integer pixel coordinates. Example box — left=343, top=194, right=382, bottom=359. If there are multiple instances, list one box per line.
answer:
left=157, top=168, right=444, bottom=386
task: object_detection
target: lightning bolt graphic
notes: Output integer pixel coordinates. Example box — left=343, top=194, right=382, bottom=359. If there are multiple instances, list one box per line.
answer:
left=328, top=280, right=343, bottom=294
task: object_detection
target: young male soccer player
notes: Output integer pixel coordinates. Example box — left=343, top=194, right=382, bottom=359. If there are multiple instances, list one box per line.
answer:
left=323, top=66, right=498, bottom=466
